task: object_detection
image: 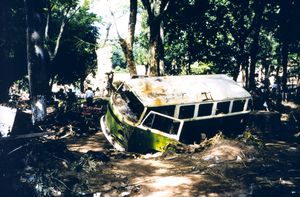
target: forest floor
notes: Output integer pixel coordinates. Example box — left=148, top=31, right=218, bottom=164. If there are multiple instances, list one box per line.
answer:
left=0, top=101, right=300, bottom=197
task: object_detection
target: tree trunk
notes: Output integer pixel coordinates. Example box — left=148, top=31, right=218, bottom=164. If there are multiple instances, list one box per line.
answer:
left=0, top=1, right=11, bottom=102
left=141, top=0, right=170, bottom=76
left=229, top=3, right=251, bottom=82
left=49, top=73, right=56, bottom=94
left=248, top=1, right=265, bottom=90
left=24, top=0, right=48, bottom=124
left=186, top=64, right=191, bottom=75
left=276, top=64, right=280, bottom=82
left=233, top=41, right=248, bottom=81
left=148, top=18, right=165, bottom=76
left=262, top=58, right=270, bottom=80
left=149, top=19, right=161, bottom=76
left=245, top=56, right=249, bottom=88
left=127, top=0, right=137, bottom=76
left=158, top=20, right=165, bottom=75
left=119, top=38, right=137, bottom=76
left=80, top=77, right=85, bottom=92
left=0, top=85, right=10, bottom=103
left=240, top=65, right=246, bottom=87
left=111, top=0, right=137, bottom=76
left=233, top=55, right=243, bottom=81
left=249, top=32, right=259, bottom=90
left=281, top=39, right=288, bottom=95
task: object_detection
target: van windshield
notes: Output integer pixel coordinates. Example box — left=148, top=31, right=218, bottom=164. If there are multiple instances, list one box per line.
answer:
left=141, top=111, right=183, bottom=138
left=143, top=113, right=180, bottom=135
left=113, top=85, right=144, bottom=123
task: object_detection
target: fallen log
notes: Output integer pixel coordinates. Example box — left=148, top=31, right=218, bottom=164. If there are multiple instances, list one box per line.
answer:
left=0, top=131, right=56, bottom=141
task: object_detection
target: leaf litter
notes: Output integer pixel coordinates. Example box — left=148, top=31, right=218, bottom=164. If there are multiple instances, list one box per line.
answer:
left=0, top=102, right=300, bottom=196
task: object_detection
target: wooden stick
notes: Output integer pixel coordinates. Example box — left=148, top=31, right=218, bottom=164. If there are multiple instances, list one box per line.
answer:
left=0, top=131, right=56, bottom=141
left=7, top=143, right=29, bottom=155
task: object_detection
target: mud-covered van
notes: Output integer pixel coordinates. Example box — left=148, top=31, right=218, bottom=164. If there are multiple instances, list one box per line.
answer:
left=100, top=74, right=252, bottom=153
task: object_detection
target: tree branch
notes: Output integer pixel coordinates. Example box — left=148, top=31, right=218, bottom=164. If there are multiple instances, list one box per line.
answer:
left=74, top=36, right=98, bottom=47
left=160, top=0, right=170, bottom=15
left=141, top=0, right=153, bottom=19
left=44, top=0, right=51, bottom=41
left=107, top=0, right=122, bottom=39
left=49, top=5, right=80, bottom=61
left=101, top=23, right=111, bottom=47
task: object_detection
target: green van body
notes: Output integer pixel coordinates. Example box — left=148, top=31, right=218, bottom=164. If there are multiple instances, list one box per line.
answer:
left=103, top=102, right=180, bottom=153
left=100, top=75, right=252, bottom=153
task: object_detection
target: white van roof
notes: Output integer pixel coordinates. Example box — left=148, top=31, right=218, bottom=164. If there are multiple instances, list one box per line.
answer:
left=125, top=74, right=251, bottom=107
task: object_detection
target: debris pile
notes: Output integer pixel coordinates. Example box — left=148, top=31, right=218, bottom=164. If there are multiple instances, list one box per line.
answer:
left=0, top=139, right=112, bottom=196
left=0, top=98, right=299, bottom=196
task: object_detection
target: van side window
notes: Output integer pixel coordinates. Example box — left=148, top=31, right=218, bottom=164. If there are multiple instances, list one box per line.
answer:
left=149, top=105, right=175, bottom=116
left=179, top=105, right=195, bottom=119
left=143, top=113, right=180, bottom=135
left=216, top=101, right=230, bottom=115
left=198, top=103, right=213, bottom=116
left=232, top=100, right=245, bottom=112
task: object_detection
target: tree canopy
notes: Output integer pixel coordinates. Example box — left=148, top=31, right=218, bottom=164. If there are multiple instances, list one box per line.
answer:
left=0, top=0, right=27, bottom=102
left=0, top=0, right=100, bottom=102
left=161, top=0, right=300, bottom=89
left=50, top=5, right=99, bottom=89
left=1, top=0, right=299, bottom=103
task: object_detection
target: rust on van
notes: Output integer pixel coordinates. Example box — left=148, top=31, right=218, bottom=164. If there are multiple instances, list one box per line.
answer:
left=101, top=75, right=252, bottom=153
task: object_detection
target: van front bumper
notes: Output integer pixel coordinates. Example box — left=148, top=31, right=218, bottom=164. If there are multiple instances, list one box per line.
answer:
left=100, top=116, right=125, bottom=151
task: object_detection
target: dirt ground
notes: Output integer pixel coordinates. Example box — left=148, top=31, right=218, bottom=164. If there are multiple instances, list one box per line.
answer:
left=0, top=103, right=300, bottom=197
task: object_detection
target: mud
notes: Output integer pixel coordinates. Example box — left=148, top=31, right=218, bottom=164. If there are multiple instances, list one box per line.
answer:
left=0, top=103, right=299, bottom=196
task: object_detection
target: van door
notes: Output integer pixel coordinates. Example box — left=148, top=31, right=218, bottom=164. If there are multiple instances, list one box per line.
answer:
left=139, top=111, right=184, bottom=141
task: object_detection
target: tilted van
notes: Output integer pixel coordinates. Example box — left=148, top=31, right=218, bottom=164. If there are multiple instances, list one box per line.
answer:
left=101, top=74, right=252, bottom=153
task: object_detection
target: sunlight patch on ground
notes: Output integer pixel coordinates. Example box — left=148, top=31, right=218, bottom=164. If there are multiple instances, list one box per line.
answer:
left=151, top=176, right=191, bottom=187
left=66, top=132, right=110, bottom=153
left=114, top=159, right=175, bottom=176
left=134, top=174, right=207, bottom=197
left=67, top=141, right=105, bottom=153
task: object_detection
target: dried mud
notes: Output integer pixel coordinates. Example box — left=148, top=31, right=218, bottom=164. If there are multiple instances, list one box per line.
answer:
left=0, top=104, right=300, bottom=197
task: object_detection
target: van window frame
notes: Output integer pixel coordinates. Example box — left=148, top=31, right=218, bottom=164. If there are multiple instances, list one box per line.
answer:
left=178, top=104, right=196, bottom=119
left=139, top=98, right=251, bottom=124
left=197, top=102, right=214, bottom=117
left=231, top=99, right=246, bottom=113
left=139, top=111, right=184, bottom=140
left=215, top=101, right=231, bottom=115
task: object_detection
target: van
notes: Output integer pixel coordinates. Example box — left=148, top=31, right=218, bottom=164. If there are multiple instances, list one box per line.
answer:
left=100, top=74, right=252, bottom=153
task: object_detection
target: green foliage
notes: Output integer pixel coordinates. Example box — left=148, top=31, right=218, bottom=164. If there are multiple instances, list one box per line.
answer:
left=133, top=42, right=148, bottom=66
left=137, top=10, right=149, bottom=52
left=111, top=44, right=127, bottom=69
left=0, top=0, right=27, bottom=101
left=111, top=38, right=148, bottom=72
left=49, top=5, right=100, bottom=84
left=189, top=62, right=214, bottom=75
left=288, top=53, right=300, bottom=77
left=110, top=8, right=149, bottom=72
left=114, top=66, right=127, bottom=73
left=2, top=0, right=299, bottom=100
left=0, top=0, right=100, bottom=100
left=238, top=130, right=264, bottom=148
left=13, top=77, right=30, bottom=92
left=164, top=0, right=249, bottom=76
left=160, top=0, right=300, bottom=83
